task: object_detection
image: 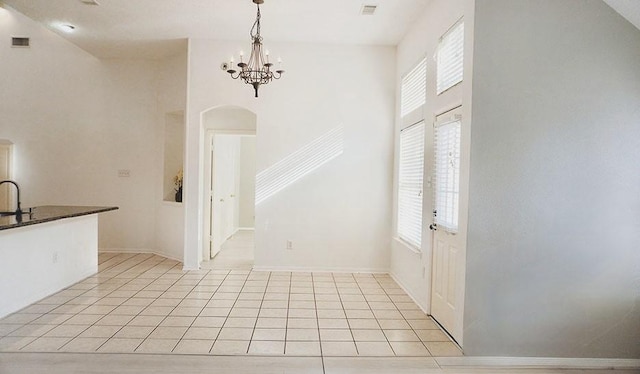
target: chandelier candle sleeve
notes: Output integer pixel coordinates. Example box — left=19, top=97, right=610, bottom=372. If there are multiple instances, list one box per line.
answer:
left=225, top=0, right=284, bottom=98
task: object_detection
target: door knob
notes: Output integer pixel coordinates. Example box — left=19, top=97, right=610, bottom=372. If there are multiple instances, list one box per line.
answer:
left=429, top=223, right=437, bottom=231
left=219, top=198, right=225, bottom=202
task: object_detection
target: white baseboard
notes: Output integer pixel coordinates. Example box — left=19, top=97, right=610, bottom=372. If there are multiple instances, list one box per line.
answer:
left=237, top=227, right=255, bottom=231
left=252, top=265, right=388, bottom=274
left=389, top=272, right=428, bottom=314
left=99, top=248, right=183, bottom=263
left=436, top=356, right=640, bottom=369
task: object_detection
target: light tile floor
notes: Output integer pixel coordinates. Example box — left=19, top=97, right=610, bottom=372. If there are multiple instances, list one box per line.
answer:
left=202, top=229, right=255, bottom=270
left=0, top=252, right=462, bottom=357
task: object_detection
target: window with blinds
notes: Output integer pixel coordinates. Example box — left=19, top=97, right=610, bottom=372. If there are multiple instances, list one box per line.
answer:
left=397, top=121, right=425, bottom=248
left=434, top=117, right=461, bottom=232
left=400, top=58, right=427, bottom=118
left=436, top=20, right=464, bottom=95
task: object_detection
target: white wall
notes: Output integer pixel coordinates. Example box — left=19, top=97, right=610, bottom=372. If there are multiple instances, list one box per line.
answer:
left=0, top=6, right=188, bottom=257
left=465, top=0, right=640, bottom=358
left=390, top=0, right=475, bottom=311
left=96, top=59, right=160, bottom=250
left=239, top=136, right=256, bottom=228
left=0, top=215, right=98, bottom=318
left=184, top=40, right=396, bottom=271
left=155, top=49, right=188, bottom=262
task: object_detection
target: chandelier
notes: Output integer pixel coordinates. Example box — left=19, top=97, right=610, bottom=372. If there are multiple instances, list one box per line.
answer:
left=224, top=0, right=284, bottom=98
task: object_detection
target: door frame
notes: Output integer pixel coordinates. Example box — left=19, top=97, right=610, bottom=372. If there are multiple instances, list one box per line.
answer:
left=202, top=129, right=256, bottom=261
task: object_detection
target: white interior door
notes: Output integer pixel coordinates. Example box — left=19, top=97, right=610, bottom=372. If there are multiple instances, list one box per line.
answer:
left=430, top=108, right=466, bottom=344
left=211, top=135, right=242, bottom=258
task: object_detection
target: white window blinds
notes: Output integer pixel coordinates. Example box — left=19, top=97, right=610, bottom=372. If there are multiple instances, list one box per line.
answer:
left=436, top=20, right=464, bottom=95
left=434, top=117, right=461, bottom=232
left=397, top=122, right=425, bottom=248
left=401, top=58, right=427, bottom=117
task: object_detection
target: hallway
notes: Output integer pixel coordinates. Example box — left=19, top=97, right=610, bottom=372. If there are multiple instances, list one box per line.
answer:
left=202, top=229, right=254, bottom=270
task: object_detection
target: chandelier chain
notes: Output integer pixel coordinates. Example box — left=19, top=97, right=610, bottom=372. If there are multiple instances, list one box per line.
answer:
left=251, top=4, right=261, bottom=41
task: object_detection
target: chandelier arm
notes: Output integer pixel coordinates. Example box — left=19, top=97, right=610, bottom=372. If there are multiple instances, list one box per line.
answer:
left=227, top=70, right=242, bottom=79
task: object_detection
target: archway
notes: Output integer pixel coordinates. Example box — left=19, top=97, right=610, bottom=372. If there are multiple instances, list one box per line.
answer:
left=199, top=106, right=257, bottom=268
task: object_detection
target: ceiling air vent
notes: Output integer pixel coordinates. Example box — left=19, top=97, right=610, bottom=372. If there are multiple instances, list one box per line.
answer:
left=361, top=5, right=377, bottom=16
left=11, top=37, right=30, bottom=48
left=79, top=0, right=100, bottom=5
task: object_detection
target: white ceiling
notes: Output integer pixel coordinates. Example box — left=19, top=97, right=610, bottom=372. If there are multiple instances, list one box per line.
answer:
left=603, top=0, right=640, bottom=31
left=2, top=0, right=431, bottom=60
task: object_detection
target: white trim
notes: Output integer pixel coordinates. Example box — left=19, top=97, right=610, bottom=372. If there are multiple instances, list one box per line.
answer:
left=436, top=356, right=640, bottom=369
left=390, top=272, right=428, bottom=314
left=236, top=227, right=255, bottom=231
left=393, top=236, right=421, bottom=255
left=99, top=249, right=184, bottom=264
left=252, top=266, right=388, bottom=274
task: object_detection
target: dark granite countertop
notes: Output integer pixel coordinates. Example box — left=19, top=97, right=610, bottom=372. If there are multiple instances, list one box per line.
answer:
left=0, top=205, right=118, bottom=231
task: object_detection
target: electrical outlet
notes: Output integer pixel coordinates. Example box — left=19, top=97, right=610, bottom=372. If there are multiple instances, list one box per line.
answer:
left=286, top=240, right=293, bottom=250
left=118, top=169, right=131, bottom=178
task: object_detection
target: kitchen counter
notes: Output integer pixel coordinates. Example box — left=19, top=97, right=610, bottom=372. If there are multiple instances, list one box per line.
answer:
left=0, top=205, right=118, bottom=231
left=0, top=205, right=118, bottom=318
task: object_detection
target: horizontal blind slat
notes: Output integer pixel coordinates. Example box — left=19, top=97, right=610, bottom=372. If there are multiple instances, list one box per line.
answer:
left=436, top=21, right=464, bottom=95
left=398, top=121, right=426, bottom=248
left=401, top=58, right=427, bottom=117
left=433, top=119, right=461, bottom=232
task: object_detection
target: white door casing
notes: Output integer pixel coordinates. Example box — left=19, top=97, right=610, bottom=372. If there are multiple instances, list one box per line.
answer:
left=0, top=142, right=13, bottom=211
left=430, top=107, right=466, bottom=344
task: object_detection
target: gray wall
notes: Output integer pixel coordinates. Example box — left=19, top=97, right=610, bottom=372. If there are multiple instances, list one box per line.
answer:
left=465, top=0, right=640, bottom=358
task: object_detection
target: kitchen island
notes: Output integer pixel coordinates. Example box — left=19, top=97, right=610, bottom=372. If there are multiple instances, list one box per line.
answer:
left=0, top=206, right=118, bottom=318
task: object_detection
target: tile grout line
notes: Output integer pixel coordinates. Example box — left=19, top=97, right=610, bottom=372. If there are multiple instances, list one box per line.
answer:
left=132, top=262, right=205, bottom=353
left=169, top=269, right=229, bottom=353
left=208, top=269, right=252, bottom=354
left=283, top=271, right=292, bottom=354
left=371, top=274, right=436, bottom=357
left=352, top=274, right=397, bottom=357
left=310, top=273, right=327, bottom=372
left=20, top=254, right=166, bottom=351
left=331, top=272, right=359, bottom=356
left=92, top=257, right=187, bottom=352
left=60, top=255, right=170, bottom=351
left=246, top=271, right=272, bottom=354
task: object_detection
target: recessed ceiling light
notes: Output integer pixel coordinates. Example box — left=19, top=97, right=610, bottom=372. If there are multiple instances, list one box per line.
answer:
left=60, top=24, right=76, bottom=33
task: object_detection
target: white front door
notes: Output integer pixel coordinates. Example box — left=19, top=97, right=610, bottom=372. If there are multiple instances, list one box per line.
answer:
left=430, top=107, right=466, bottom=344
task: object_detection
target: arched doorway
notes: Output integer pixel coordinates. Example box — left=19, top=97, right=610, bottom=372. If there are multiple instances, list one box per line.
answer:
left=199, top=106, right=257, bottom=269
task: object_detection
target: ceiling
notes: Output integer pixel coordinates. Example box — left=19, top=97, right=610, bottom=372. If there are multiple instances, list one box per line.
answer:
left=4, top=0, right=639, bottom=60
left=603, top=0, right=640, bottom=31
left=1, top=0, right=431, bottom=60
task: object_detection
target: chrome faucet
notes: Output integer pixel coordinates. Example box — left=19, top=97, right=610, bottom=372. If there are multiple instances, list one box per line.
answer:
left=0, top=180, right=22, bottom=216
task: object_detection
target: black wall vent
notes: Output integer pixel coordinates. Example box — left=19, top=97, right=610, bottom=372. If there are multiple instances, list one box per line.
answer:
left=12, top=37, right=30, bottom=47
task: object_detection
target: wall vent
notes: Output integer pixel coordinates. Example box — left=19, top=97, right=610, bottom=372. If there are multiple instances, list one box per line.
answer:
left=361, top=5, right=377, bottom=15
left=11, top=37, right=30, bottom=48
left=79, top=0, right=100, bottom=5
